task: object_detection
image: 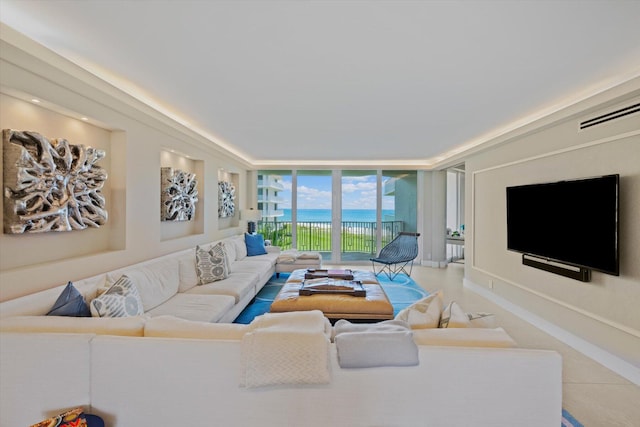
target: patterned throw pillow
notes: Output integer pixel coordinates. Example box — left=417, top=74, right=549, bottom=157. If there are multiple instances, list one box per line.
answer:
left=90, top=275, right=144, bottom=317
left=47, top=281, right=91, bottom=317
left=196, top=243, right=229, bottom=285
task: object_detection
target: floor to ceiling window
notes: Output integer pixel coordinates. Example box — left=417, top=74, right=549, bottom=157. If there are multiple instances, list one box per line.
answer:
left=296, top=170, right=333, bottom=261
left=256, top=169, right=417, bottom=264
left=257, top=170, right=291, bottom=248
left=341, top=170, right=377, bottom=261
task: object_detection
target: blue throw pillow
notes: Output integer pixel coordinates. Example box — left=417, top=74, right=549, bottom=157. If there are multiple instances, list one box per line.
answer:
left=245, top=233, right=267, bottom=256
left=47, top=281, right=91, bottom=317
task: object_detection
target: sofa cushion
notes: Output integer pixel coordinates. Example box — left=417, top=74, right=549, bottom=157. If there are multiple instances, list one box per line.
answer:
left=230, top=235, right=247, bottom=260
left=412, top=327, right=517, bottom=348
left=90, top=275, right=144, bottom=318
left=144, top=315, right=250, bottom=340
left=185, top=272, right=260, bottom=303
left=46, top=282, right=91, bottom=317
left=145, top=294, right=235, bottom=323
left=395, top=290, right=443, bottom=329
left=178, top=253, right=198, bottom=293
left=223, top=239, right=237, bottom=269
left=107, top=259, right=180, bottom=312
left=0, top=275, right=106, bottom=317
left=440, top=301, right=471, bottom=328
left=0, top=315, right=146, bottom=336
left=245, top=233, right=267, bottom=256
left=196, top=244, right=229, bottom=285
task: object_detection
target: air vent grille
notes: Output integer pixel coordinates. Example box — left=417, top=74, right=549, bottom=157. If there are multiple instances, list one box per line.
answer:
left=580, top=103, right=640, bottom=130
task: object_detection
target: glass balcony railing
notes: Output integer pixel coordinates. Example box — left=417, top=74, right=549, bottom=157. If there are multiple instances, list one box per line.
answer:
left=256, top=220, right=405, bottom=257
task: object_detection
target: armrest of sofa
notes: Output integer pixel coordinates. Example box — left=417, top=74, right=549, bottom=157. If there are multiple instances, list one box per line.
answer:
left=412, top=327, right=517, bottom=348
left=0, top=315, right=146, bottom=336
left=144, top=315, right=250, bottom=340
left=266, top=245, right=281, bottom=254
left=1, top=332, right=94, bottom=427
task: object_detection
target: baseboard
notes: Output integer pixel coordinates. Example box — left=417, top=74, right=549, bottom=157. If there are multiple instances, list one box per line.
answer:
left=420, top=260, right=447, bottom=268
left=464, top=278, right=640, bottom=386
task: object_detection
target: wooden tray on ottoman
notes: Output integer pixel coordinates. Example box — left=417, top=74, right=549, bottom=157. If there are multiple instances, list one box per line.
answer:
left=304, top=269, right=355, bottom=280
left=299, top=279, right=366, bottom=297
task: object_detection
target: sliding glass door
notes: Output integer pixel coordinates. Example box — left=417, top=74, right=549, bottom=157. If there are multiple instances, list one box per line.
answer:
left=257, top=169, right=417, bottom=265
left=341, top=170, right=377, bottom=261
left=296, top=170, right=333, bottom=262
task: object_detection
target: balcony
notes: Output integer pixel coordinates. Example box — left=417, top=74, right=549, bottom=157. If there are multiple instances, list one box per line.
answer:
left=257, top=179, right=285, bottom=191
left=257, top=220, right=405, bottom=261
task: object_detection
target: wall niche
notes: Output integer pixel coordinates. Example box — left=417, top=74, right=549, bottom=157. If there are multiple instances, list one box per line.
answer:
left=0, top=92, right=125, bottom=271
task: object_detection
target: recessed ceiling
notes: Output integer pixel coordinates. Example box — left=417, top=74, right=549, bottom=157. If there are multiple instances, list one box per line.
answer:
left=2, top=0, right=640, bottom=167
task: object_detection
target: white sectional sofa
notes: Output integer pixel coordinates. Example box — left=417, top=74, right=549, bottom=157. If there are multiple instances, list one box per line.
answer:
left=0, top=234, right=280, bottom=332
left=0, top=235, right=563, bottom=427
left=0, top=326, right=562, bottom=427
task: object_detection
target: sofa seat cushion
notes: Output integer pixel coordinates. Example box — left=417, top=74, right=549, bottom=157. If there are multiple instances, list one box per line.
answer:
left=186, top=272, right=260, bottom=303
left=106, top=258, right=180, bottom=312
left=144, top=315, right=250, bottom=340
left=243, top=252, right=279, bottom=266
left=412, top=327, right=517, bottom=348
left=145, top=294, right=235, bottom=323
left=0, top=315, right=146, bottom=336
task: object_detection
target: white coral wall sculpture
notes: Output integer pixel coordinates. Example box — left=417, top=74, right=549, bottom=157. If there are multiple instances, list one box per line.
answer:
left=3, top=129, right=108, bottom=234
left=161, top=167, right=198, bottom=221
left=218, top=181, right=235, bottom=218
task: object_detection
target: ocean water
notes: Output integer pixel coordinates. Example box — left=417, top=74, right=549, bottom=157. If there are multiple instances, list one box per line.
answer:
left=279, top=209, right=394, bottom=222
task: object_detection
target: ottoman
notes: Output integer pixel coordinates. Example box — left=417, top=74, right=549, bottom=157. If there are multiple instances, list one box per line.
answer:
left=270, top=269, right=394, bottom=322
left=275, top=250, right=322, bottom=277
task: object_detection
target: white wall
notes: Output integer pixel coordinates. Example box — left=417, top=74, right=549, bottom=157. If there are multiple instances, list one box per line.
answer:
left=464, top=81, right=640, bottom=371
left=0, top=28, right=248, bottom=301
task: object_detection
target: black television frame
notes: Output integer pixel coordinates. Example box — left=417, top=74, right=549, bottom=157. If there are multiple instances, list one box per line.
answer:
left=506, top=174, right=619, bottom=281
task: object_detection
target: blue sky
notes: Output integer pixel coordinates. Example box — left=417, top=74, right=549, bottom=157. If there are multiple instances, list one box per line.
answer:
left=277, top=174, right=394, bottom=210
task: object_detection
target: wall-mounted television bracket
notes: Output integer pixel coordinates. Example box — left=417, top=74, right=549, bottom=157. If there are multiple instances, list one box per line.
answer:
left=522, top=254, right=591, bottom=282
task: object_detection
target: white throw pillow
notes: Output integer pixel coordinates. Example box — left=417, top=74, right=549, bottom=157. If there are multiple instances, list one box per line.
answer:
left=90, top=275, right=144, bottom=318
left=232, top=235, right=247, bottom=260
left=195, top=244, right=229, bottom=285
left=468, top=312, right=496, bottom=328
left=223, top=240, right=237, bottom=271
left=395, top=290, right=443, bottom=329
left=439, top=301, right=471, bottom=328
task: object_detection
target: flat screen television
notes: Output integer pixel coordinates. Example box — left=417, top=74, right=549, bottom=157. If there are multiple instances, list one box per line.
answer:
left=506, top=174, right=619, bottom=276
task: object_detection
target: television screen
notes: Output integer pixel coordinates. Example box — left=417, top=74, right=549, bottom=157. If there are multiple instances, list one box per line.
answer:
left=506, top=174, right=619, bottom=275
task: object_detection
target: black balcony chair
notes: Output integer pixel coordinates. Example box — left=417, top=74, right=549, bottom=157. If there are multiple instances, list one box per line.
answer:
left=370, top=232, right=420, bottom=281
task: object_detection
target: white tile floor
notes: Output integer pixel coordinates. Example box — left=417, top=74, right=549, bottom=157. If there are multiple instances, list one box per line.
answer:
left=332, top=262, right=640, bottom=426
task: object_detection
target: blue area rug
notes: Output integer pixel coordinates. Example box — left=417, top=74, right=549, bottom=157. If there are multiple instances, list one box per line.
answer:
left=562, top=409, right=584, bottom=427
left=233, top=271, right=429, bottom=324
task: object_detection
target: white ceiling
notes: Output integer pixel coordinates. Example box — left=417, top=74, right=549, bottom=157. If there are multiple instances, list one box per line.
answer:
left=1, top=0, right=640, bottom=167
